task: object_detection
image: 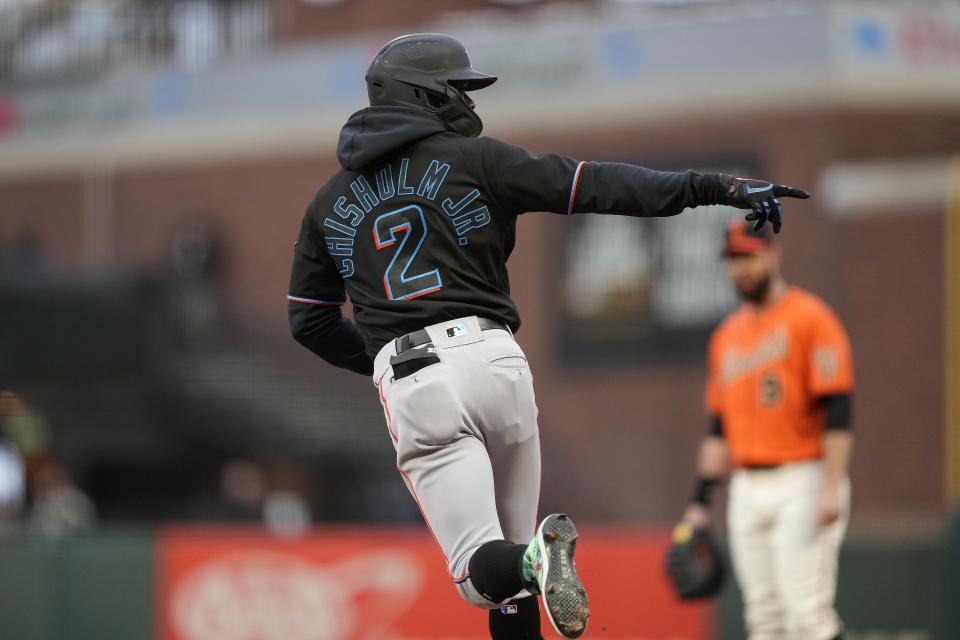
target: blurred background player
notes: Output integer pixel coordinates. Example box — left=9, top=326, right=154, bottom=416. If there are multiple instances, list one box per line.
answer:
left=679, top=222, right=855, bottom=640
left=0, top=390, right=97, bottom=538
left=0, top=391, right=26, bottom=536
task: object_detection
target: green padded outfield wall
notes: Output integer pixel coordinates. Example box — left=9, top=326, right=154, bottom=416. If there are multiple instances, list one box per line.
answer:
left=0, top=532, right=154, bottom=640
left=945, top=511, right=960, bottom=640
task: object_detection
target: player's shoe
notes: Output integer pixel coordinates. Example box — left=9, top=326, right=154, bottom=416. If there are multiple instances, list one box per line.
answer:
left=522, top=513, right=590, bottom=639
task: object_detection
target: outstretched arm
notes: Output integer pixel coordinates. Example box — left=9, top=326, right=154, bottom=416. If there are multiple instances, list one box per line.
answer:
left=475, top=138, right=808, bottom=231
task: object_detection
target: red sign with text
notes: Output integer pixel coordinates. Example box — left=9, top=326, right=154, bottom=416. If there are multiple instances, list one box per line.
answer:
left=157, top=527, right=711, bottom=640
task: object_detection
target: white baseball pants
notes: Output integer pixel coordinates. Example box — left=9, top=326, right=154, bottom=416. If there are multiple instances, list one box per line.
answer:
left=728, top=460, right=849, bottom=640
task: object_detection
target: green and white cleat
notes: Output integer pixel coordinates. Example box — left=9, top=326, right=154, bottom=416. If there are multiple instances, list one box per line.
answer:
left=522, top=513, right=590, bottom=638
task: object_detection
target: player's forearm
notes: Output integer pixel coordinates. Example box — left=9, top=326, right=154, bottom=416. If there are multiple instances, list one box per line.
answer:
left=697, top=435, right=730, bottom=480
left=821, top=431, right=853, bottom=488
left=820, top=393, right=853, bottom=487
left=288, top=304, right=374, bottom=376
left=688, top=435, right=729, bottom=513
left=574, top=164, right=726, bottom=217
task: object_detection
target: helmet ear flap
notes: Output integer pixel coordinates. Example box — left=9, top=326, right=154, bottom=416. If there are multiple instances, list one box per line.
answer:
left=423, top=89, right=447, bottom=110
left=437, top=84, right=483, bottom=138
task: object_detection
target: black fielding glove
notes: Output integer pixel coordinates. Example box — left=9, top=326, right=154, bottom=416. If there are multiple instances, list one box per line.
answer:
left=718, top=174, right=810, bottom=234
left=665, top=522, right=726, bottom=600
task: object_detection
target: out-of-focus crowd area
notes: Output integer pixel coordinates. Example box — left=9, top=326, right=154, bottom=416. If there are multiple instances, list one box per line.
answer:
left=1, top=0, right=959, bottom=639
left=0, top=389, right=96, bottom=537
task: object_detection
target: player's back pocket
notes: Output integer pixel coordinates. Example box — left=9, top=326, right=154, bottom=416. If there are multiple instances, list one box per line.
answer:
left=486, top=354, right=527, bottom=368
left=390, top=346, right=441, bottom=380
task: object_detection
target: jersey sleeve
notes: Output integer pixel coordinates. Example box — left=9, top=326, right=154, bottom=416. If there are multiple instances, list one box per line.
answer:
left=805, top=302, right=854, bottom=397
left=473, top=137, right=580, bottom=215
left=474, top=137, right=724, bottom=218
left=288, top=206, right=348, bottom=307
left=704, top=328, right=725, bottom=416
left=288, top=204, right=373, bottom=376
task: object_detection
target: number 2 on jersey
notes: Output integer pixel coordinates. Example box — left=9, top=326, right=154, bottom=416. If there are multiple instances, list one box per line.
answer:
left=373, top=205, right=443, bottom=301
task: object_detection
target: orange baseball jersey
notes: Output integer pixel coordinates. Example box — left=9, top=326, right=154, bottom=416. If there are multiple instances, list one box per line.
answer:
left=705, top=287, right=854, bottom=467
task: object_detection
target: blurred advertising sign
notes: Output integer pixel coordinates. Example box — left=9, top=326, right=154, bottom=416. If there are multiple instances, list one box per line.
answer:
left=157, top=527, right=711, bottom=640
left=833, top=4, right=960, bottom=97
left=555, top=158, right=753, bottom=365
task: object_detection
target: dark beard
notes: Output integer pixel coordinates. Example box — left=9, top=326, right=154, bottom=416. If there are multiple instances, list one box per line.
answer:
left=738, top=274, right=772, bottom=304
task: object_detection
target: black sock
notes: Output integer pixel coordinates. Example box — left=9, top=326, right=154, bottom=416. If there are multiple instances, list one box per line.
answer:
left=468, top=539, right=527, bottom=602
left=489, top=595, right=542, bottom=640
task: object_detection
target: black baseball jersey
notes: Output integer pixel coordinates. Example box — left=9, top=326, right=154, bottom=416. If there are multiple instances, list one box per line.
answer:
left=288, top=106, right=726, bottom=375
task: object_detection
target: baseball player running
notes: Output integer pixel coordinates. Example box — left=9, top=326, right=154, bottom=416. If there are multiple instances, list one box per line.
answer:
left=288, top=33, right=808, bottom=639
left=679, top=222, right=854, bottom=640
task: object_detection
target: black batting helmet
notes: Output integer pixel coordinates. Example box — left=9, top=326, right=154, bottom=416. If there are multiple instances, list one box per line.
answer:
left=365, top=33, right=497, bottom=138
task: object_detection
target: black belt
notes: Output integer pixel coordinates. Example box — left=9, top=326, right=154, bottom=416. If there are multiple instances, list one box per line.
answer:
left=741, top=463, right=781, bottom=471
left=395, top=317, right=508, bottom=354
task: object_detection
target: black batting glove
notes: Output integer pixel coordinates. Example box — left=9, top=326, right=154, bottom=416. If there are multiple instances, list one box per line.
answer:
left=718, top=175, right=810, bottom=234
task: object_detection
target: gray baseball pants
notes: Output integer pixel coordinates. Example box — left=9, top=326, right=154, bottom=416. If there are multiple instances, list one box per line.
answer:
left=372, top=315, right=541, bottom=608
